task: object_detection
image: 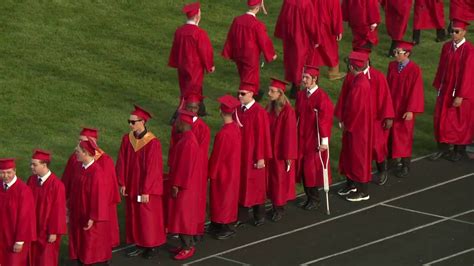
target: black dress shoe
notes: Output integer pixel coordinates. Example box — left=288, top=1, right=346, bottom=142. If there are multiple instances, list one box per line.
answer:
left=215, top=229, right=236, bottom=240
left=205, top=222, right=222, bottom=235
left=376, top=171, right=388, bottom=186
left=429, top=151, right=447, bottom=161
left=303, top=200, right=320, bottom=211
left=448, top=152, right=463, bottom=162
left=298, top=199, right=309, bottom=208
left=142, top=248, right=157, bottom=260
left=234, top=221, right=247, bottom=229
left=395, top=166, right=409, bottom=178
left=271, top=211, right=283, bottom=222
left=126, top=248, right=145, bottom=257
left=254, top=218, right=265, bottom=227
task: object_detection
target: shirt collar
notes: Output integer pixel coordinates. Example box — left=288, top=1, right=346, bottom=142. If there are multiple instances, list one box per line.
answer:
left=399, top=58, right=410, bottom=67
left=246, top=11, right=256, bottom=17
left=307, top=85, right=319, bottom=96
left=82, top=159, right=95, bottom=170
left=242, top=99, right=256, bottom=110
left=186, top=20, right=198, bottom=26
left=38, top=171, right=52, bottom=184
left=454, top=38, right=466, bottom=49
left=4, top=175, right=18, bottom=188
left=193, top=116, right=198, bottom=123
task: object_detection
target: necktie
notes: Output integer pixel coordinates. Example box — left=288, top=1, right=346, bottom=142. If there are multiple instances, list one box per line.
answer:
left=4, top=183, right=8, bottom=191
left=241, top=106, right=247, bottom=112
left=398, top=63, right=404, bottom=73
left=307, top=90, right=311, bottom=97
left=38, top=177, right=43, bottom=186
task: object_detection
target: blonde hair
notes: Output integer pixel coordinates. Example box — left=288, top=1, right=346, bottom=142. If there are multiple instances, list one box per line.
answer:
left=267, top=89, right=290, bottom=115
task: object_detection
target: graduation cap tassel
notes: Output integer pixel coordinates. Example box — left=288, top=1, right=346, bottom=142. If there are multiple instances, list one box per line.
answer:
left=314, top=109, right=330, bottom=215
left=261, top=0, right=268, bottom=15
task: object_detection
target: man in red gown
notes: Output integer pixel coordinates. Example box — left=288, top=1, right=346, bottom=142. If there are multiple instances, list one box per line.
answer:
left=208, top=95, right=242, bottom=239
left=222, top=0, right=277, bottom=96
left=236, top=81, right=272, bottom=227
left=308, top=0, right=346, bottom=81
left=335, top=52, right=374, bottom=202
left=386, top=41, right=425, bottom=177
left=430, top=19, right=474, bottom=162
left=381, top=0, right=414, bottom=57
left=69, top=140, right=112, bottom=265
left=266, top=78, right=297, bottom=220
left=295, top=67, right=334, bottom=210
left=342, top=0, right=381, bottom=50
left=167, top=110, right=203, bottom=260
left=62, top=127, right=121, bottom=249
left=0, top=158, right=36, bottom=266
left=116, top=105, right=166, bottom=259
left=27, top=150, right=67, bottom=266
left=274, top=0, right=320, bottom=97
left=168, top=2, right=215, bottom=116
left=413, top=0, right=447, bottom=44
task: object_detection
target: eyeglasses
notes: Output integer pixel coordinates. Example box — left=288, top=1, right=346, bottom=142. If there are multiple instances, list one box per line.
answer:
left=128, top=119, right=143, bottom=125
left=393, top=50, right=407, bottom=55
left=238, top=91, right=249, bottom=97
left=451, top=29, right=462, bottom=34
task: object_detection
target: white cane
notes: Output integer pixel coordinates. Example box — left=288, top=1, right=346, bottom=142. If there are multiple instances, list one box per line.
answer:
left=314, top=109, right=330, bottom=215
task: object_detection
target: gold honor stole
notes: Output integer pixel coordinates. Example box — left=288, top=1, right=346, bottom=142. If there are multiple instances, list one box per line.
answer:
left=128, top=132, right=157, bottom=152
left=94, top=148, right=105, bottom=161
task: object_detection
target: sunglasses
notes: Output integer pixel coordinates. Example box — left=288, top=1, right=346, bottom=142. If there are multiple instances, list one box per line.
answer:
left=238, top=91, right=249, bottom=97
left=128, top=119, right=143, bottom=125
left=451, top=29, right=462, bottom=34
left=393, top=50, right=407, bottom=55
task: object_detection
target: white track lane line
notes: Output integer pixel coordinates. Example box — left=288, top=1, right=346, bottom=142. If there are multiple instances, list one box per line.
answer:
left=381, top=203, right=474, bottom=225
left=184, top=173, right=473, bottom=265
left=422, top=248, right=474, bottom=265
left=215, top=255, right=250, bottom=265
left=300, top=210, right=474, bottom=265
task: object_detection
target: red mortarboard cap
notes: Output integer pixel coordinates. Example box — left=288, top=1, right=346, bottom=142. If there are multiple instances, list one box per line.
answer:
left=396, top=40, right=415, bottom=52
left=239, top=81, right=258, bottom=94
left=182, top=2, right=200, bottom=18
left=303, top=65, right=320, bottom=77
left=131, top=105, right=152, bottom=121
left=80, top=127, right=99, bottom=139
left=178, top=109, right=195, bottom=125
left=452, top=18, right=470, bottom=30
left=0, top=158, right=16, bottom=170
left=348, top=51, right=369, bottom=68
left=32, top=149, right=51, bottom=162
left=269, top=77, right=288, bottom=92
left=248, top=0, right=262, bottom=6
left=218, top=95, right=241, bottom=113
left=79, top=140, right=97, bottom=156
left=184, top=93, right=205, bottom=104
left=353, top=46, right=372, bottom=55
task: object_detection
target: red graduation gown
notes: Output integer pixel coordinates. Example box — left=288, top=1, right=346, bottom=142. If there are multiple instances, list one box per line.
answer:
left=336, top=73, right=374, bottom=183
left=116, top=132, right=166, bottom=247
left=368, top=67, right=395, bottom=163
left=308, top=0, right=343, bottom=68
left=433, top=41, right=474, bottom=145
left=274, top=0, right=319, bottom=84
left=27, top=173, right=67, bottom=266
left=167, top=130, right=203, bottom=235
left=382, top=0, right=414, bottom=40
left=414, top=0, right=445, bottom=30
left=267, top=103, right=298, bottom=206
left=387, top=60, right=425, bottom=158
left=222, top=13, right=276, bottom=91
left=209, top=122, right=242, bottom=224
left=96, top=152, right=121, bottom=248
left=61, top=153, right=77, bottom=197
left=169, top=118, right=210, bottom=234
left=0, top=178, right=36, bottom=266
left=168, top=23, right=214, bottom=97
left=342, top=0, right=381, bottom=48
left=450, top=0, right=474, bottom=21
left=296, top=88, right=334, bottom=188
left=236, top=102, right=272, bottom=207
left=68, top=162, right=111, bottom=264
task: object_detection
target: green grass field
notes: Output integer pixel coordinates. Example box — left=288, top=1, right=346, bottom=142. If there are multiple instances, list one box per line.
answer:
left=0, top=0, right=467, bottom=264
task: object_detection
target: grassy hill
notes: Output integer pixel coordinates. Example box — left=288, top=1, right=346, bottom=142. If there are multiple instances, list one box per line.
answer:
left=0, top=0, right=466, bottom=263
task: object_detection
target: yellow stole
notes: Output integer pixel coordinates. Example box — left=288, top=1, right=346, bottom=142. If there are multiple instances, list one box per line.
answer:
left=128, top=131, right=157, bottom=152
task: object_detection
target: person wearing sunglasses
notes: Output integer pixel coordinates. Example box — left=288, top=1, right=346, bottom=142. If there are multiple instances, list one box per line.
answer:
left=412, top=0, right=447, bottom=44
left=335, top=52, right=374, bottom=202
left=296, top=66, right=334, bottom=209
left=222, top=0, right=277, bottom=98
left=431, top=19, right=473, bottom=162
left=116, top=105, right=166, bottom=260
left=265, top=78, right=297, bottom=221
left=61, top=127, right=121, bottom=251
left=27, top=150, right=67, bottom=266
left=0, top=158, right=36, bottom=266
left=386, top=41, right=425, bottom=178
left=168, top=2, right=215, bottom=117
left=235, top=81, right=272, bottom=227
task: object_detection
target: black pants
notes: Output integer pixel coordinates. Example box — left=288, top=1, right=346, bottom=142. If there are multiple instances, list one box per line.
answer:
left=238, top=204, right=265, bottom=222
left=180, top=234, right=195, bottom=249
left=302, top=174, right=320, bottom=203
left=355, top=181, right=368, bottom=194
